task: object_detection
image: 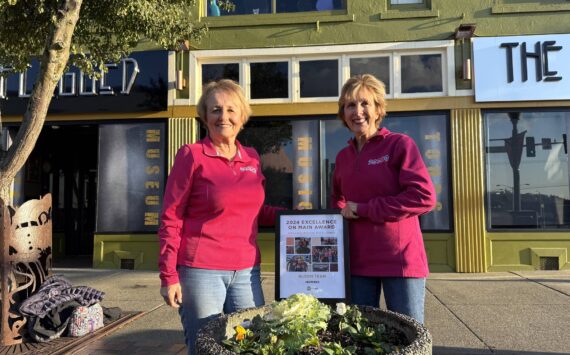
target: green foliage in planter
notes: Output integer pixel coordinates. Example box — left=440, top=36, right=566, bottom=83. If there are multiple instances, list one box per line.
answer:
left=222, top=294, right=403, bottom=354
left=223, top=293, right=330, bottom=354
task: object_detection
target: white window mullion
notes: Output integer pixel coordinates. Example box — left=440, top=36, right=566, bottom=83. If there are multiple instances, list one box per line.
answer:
left=291, top=57, right=300, bottom=102
left=340, top=55, right=350, bottom=88
left=189, top=52, right=199, bottom=105
left=391, top=0, right=423, bottom=4
left=393, top=53, right=402, bottom=99
left=445, top=43, right=456, bottom=96
left=240, top=59, right=247, bottom=96
left=242, top=59, right=250, bottom=101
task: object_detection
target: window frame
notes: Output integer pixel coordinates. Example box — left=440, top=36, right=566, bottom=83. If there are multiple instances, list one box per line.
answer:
left=389, top=0, right=427, bottom=8
left=395, top=50, right=447, bottom=98
left=196, top=58, right=243, bottom=86
left=200, top=60, right=242, bottom=87
left=241, top=111, right=453, bottom=232
left=297, top=56, right=342, bottom=102
left=201, top=0, right=353, bottom=27
left=483, top=108, right=570, bottom=232
left=346, top=53, right=393, bottom=96
left=185, top=40, right=457, bottom=105
left=246, top=58, right=292, bottom=103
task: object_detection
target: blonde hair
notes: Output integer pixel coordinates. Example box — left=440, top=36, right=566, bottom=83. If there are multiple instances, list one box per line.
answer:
left=338, top=74, right=387, bottom=128
left=196, top=79, right=252, bottom=126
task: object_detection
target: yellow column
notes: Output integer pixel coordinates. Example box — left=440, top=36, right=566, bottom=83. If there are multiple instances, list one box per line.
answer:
left=451, top=108, right=487, bottom=272
left=167, top=117, right=200, bottom=171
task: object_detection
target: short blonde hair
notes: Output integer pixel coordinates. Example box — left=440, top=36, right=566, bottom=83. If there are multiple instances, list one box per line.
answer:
left=196, top=79, right=252, bottom=126
left=338, top=74, right=387, bottom=128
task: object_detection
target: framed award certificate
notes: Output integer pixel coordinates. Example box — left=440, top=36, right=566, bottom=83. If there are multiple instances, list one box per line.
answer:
left=275, top=209, right=350, bottom=304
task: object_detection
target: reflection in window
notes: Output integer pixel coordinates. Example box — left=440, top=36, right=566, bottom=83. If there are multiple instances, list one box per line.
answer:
left=384, top=114, right=450, bottom=230
left=485, top=110, right=570, bottom=229
left=230, top=114, right=452, bottom=231
left=207, top=0, right=344, bottom=16
left=251, top=62, right=289, bottom=99
left=299, top=60, right=338, bottom=98
left=208, top=0, right=272, bottom=16
left=401, top=54, right=442, bottom=93
left=277, top=0, right=343, bottom=13
left=201, top=63, right=239, bottom=86
left=322, top=119, right=352, bottom=210
left=238, top=120, right=294, bottom=208
left=350, top=57, right=391, bottom=94
left=323, top=112, right=451, bottom=231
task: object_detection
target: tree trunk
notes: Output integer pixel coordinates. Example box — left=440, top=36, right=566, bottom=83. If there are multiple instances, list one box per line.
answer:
left=0, top=0, right=83, bottom=205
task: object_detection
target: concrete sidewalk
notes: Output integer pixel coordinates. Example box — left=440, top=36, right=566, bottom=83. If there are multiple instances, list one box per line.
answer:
left=53, top=268, right=570, bottom=355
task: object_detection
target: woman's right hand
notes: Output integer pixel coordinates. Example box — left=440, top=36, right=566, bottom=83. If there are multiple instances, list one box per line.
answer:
left=160, top=283, right=183, bottom=308
left=341, top=201, right=359, bottom=219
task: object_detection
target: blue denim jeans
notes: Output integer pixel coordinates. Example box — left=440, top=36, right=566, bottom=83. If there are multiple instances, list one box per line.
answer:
left=177, top=265, right=264, bottom=355
left=350, top=275, right=426, bottom=324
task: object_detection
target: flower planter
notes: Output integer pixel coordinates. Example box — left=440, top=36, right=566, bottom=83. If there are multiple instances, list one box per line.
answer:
left=195, top=304, right=432, bottom=354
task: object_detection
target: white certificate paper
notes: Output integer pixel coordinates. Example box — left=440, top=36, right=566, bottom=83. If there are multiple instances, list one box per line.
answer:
left=278, top=213, right=347, bottom=300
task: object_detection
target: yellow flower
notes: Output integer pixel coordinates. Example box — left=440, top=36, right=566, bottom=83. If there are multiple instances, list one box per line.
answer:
left=235, top=325, right=247, bottom=341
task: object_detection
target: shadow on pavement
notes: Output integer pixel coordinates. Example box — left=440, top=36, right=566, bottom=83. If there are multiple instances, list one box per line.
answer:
left=434, top=346, right=570, bottom=355
left=74, top=329, right=186, bottom=354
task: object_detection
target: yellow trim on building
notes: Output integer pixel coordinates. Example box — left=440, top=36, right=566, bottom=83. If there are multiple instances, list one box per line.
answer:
left=451, top=108, right=487, bottom=272
left=168, top=117, right=200, bottom=171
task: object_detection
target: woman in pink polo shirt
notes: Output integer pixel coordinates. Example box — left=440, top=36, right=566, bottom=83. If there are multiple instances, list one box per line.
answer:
left=331, top=74, right=436, bottom=323
left=158, top=80, right=279, bottom=354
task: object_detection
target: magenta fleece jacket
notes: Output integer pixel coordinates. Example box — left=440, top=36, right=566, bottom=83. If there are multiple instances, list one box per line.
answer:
left=331, top=128, right=436, bottom=278
left=158, top=137, right=278, bottom=287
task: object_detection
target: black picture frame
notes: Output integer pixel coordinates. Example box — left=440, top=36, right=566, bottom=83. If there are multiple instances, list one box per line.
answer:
left=275, top=209, right=350, bottom=305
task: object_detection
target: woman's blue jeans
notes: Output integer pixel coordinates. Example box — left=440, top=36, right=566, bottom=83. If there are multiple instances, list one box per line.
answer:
left=177, top=265, right=264, bottom=355
left=350, top=275, right=426, bottom=324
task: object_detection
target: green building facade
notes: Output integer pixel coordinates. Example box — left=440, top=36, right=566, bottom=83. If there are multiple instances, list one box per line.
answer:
left=4, top=0, right=570, bottom=272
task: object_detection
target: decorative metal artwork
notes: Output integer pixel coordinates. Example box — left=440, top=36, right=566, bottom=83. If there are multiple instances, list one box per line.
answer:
left=0, top=194, right=52, bottom=345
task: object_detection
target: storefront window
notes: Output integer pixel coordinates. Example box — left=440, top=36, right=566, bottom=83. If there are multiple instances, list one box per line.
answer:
left=238, top=119, right=295, bottom=208
left=202, top=63, right=239, bottom=86
left=401, top=54, right=442, bottom=93
left=385, top=113, right=450, bottom=230
left=239, top=113, right=450, bottom=231
left=97, top=122, right=166, bottom=233
left=299, top=59, right=339, bottom=98
left=207, top=0, right=345, bottom=16
left=349, top=57, right=391, bottom=94
left=250, top=61, right=289, bottom=99
left=485, top=110, right=570, bottom=229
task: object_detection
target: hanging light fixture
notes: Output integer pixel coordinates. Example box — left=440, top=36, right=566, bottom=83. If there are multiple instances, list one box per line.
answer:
left=176, top=40, right=190, bottom=91
left=454, top=24, right=476, bottom=81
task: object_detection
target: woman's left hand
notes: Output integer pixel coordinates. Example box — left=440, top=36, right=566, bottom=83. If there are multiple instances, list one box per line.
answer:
left=160, top=283, right=183, bottom=308
left=341, top=201, right=359, bottom=219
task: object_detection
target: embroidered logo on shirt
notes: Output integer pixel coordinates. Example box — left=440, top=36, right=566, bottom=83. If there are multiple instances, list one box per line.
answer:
left=240, top=166, right=257, bottom=174
left=368, top=155, right=389, bottom=165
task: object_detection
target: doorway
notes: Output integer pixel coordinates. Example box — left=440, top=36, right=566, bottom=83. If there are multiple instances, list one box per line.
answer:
left=21, top=124, right=98, bottom=262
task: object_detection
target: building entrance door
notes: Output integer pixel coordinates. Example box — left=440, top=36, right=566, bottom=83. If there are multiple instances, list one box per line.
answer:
left=21, top=124, right=98, bottom=260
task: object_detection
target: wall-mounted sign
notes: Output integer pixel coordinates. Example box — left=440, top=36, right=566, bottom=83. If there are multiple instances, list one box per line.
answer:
left=473, top=34, right=570, bottom=102
left=275, top=210, right=349, bottom=304
left=0, top=50, right=168, bottom=114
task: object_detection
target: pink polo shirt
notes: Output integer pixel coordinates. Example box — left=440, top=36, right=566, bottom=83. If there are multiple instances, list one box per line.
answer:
left=158, top=137, right=277, bottom=287
left=331, top=128, right=436, bottom=278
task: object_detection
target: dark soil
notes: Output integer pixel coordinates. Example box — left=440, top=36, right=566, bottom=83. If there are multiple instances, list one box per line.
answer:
left=298, top=318, right=409, bottom=354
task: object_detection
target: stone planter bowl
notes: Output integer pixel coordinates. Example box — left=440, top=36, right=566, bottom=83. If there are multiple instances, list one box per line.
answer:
left=195, top=304, right=432, bottom=355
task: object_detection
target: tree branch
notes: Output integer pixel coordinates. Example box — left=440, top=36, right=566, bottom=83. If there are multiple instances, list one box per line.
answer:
left=0, top=0, right=83, bottom=196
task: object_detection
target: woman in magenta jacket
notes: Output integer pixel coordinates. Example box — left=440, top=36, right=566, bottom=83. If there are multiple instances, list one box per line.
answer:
left=158, top=80, right=279, bottom=354
left=331, top=74, right=436, bottom=323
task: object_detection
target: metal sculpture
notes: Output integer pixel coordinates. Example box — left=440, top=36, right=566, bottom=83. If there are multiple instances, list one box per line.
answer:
left=0, top=194, right=52, bottom=345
